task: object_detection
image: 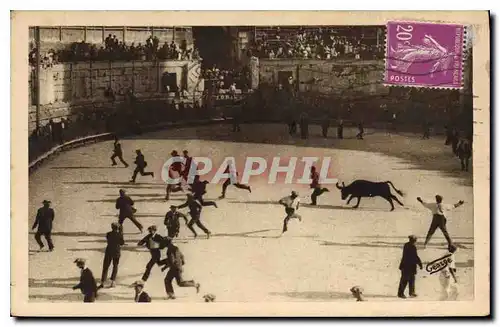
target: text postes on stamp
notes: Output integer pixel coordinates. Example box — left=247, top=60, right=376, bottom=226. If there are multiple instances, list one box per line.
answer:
left=385, top=21, right=465, bottom=89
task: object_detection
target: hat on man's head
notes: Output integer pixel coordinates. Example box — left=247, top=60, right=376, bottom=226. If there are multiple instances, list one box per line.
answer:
left=131, top=280, right=145, bottom=287
left=135, top=149, right=141, bottom=153
left=73, top=258, right=86, bottom=264
left=170, top=205, right=177, bottom=209
left=435, top=194, right=443, bottom=202
left=183, top=150, right=188, bottom=154
left=111, top=222, right=120, bottom=230
left=408, top=235, right=418, bottom=242
left=350, top=286, right=364, bottom=294
left=148, top=225, right=157, bottom=232
left=291, top=191, right=298, bottom=197
left=171, top=150, right=179, bottom=156
left=42, top=200, right=51, bottom=204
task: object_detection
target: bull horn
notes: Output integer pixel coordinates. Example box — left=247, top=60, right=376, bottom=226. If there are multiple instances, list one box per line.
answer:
left=336, top=181, right=343, bottom=190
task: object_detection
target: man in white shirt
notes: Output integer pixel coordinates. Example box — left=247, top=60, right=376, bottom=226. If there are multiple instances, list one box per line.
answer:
left=279, top=191, right=301, bottom=234
left=417, top=195, right=464, bottom=247
left=439, top=244, right=459, bottom=301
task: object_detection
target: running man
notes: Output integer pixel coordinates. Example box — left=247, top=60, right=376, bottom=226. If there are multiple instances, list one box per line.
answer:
left=309, top=166, right=329, bottom=206
left=219, top=165, right=251, bottom=199
left=165, top=150, right=184, bottom=200
left=177, top=194, right=211, bottom=239
left=130, top=150, right=154, bottom=183
left=164, top=205, right=189, bottom=238
left=110, top=136, right=129, bottom=167
left=190, top=175, right=218, bottom=208
left=417, top=195, right=464, bottom=247
left=279, top=191, right=302, bottom=234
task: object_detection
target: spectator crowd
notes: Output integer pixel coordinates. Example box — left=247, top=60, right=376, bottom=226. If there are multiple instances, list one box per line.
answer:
left=246, top=27, right=384, bottom=60
left=201, top=64, right=251, bottom=93
left=29, top=34, right=201, bottom=67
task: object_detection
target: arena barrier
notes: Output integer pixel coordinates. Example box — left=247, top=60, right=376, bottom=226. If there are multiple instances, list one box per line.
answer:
left=28, top=117, right=231, bottom=174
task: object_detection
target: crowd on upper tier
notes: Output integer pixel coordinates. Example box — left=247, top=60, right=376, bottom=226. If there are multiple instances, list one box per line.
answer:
left=246, top=27, right=384, bottom=60
left=29, top=34, right=200, bottom=67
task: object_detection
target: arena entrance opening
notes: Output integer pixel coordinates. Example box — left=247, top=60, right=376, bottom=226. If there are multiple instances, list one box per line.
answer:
left=162, top=73, right=178, bottom=92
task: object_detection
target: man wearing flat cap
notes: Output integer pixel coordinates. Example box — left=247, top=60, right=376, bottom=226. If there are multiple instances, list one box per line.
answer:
left=137, top=225, right=168, bottom=281
left=72, top=258, right=98, bottom=302
left=99, top=222, right=124, bottom=289
left=132, top=280, right=151, bottom=302
left=164, top=205, right=188, bottom=238
left=32, top=200, right=55, bottom=251
left=279, top=191, right=302, bottom=234
left=397, top=235, right=423, bottom=299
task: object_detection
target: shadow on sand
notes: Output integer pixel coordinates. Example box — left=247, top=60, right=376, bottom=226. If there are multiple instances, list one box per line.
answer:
left=269, top=290, right=394, bottom=300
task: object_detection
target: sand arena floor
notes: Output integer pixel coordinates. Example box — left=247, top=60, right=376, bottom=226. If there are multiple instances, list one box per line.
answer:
left=28, top=123, right=474, bottom=302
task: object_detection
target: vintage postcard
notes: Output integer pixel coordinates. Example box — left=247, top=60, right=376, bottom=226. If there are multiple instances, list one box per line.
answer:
left=11, top=11, right=490, bottom=317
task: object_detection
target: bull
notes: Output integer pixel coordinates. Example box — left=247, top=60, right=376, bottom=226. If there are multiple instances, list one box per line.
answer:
left=335, top=180, right=404, bottom=211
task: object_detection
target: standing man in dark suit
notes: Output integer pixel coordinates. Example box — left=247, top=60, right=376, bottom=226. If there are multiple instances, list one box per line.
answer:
left=32, top=200, right=55, bottom=251
left=110, top=136, right=129, bottom=167
left=72, top=258, right=98, bottom=303
left=132, top=280, right=152, bottom=302
left=160, top=241, right=200, bottom=300
left=337, top=119, right=344, bottom=139
left=457, top=139, right=472, bottom=172
left=138, top=225, right=167, bottom=281
left=130, top=149, right=154, bottom=183
left=116, top=189, right=143, bottom=233
left=397, top=235, right=423, bottom=299
left=99, top=222, right=124, bottom=289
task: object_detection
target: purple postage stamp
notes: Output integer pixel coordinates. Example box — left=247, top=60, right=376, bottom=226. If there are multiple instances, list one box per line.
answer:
left=385, top=21, right=465, bottom=88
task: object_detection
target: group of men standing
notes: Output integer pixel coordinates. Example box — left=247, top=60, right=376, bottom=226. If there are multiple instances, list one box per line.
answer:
left=397, top=194, right=464, bottom=300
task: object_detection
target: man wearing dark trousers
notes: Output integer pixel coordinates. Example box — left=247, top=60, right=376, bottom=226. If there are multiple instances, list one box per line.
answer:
left=130, top=149, right=154, bottom=183
left=181, top=150, right=195, bottom=182
left=321, top=115, right=330, bottom=138
left=309, top=166, right=329, bottom=206
left=356, top=121, right=364, bottom=140
left=160, top=241, right=200, bottom=300
left=417, top=195, right=464, bottom=247
left=138, top=225, right=167, bottom=281
left=190, top=175, right=218, bottom=207
left=164, top=205, right=188, bottom=238
left=337, top=119, right=344, bottom=139
left=398, top=235, right=422, bottom=299
left=165, top=150, right=184, bottom=200
left=457, top=139, right=472, bottom=172
left=111, top=136, right=129, bottom=167
left=177, top=194, right=211, bottom=239
left=72, top=258, right=98, bottom=303
left=116, top=189, right=143, bottom=233
left=99, top=222, right=124, bottom=289
left=219, top=166, right=251, bottom=199
left=32, top=200, right=55, bottom=251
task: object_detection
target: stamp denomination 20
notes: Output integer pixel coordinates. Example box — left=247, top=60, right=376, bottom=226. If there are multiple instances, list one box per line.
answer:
left=385, top=21, right=465, bottom=89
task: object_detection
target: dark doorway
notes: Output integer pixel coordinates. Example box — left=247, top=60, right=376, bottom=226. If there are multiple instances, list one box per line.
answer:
left=161, top=73, right=178, bottom=92
left=192, top=27, right=232, bottom=68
